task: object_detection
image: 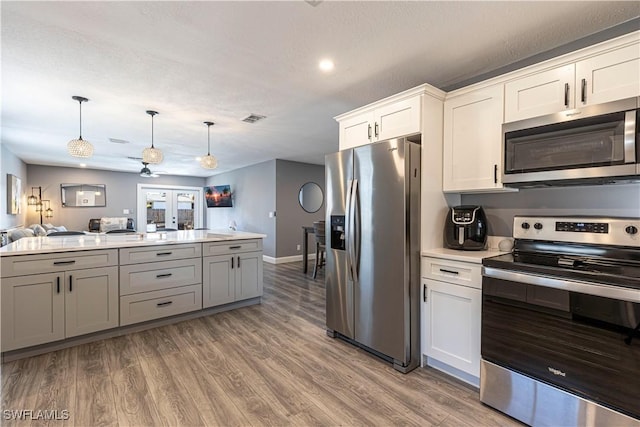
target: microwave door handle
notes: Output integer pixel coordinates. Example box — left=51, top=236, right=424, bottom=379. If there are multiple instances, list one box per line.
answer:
left=624, top=110, right=636, bottom=163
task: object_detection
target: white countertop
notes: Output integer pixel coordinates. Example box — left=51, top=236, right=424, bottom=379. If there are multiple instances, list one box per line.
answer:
left=421, top=247, right=509, bottom=264
left=0, top=230, right=266, bottom=256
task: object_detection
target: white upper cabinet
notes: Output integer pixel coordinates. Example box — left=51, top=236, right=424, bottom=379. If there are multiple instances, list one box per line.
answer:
left=576, top=43, right=640, bottom=106
left=335, top=85, right=445, bottom=151
left=374, top=96, right=422, bottom=142
left=339, top=112, right=375, bottom=150
left=505, top=64, right=575, bottom=122
left=443, top=84, right=508, bottom=192
left=505, top=36, right=640, bottom=123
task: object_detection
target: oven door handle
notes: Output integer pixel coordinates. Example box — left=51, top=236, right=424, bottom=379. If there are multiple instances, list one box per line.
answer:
left=482, top=267, right=640, bottom=303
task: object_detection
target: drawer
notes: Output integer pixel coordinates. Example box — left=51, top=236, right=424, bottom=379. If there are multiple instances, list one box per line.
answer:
left=1, top=249, right=118, bottom=277
left=120, top=284, right=202, bottom=326
left=203, top=239, right=263, bottom=256
left=119, top=243, right=201, bottom=265
left=421, top=257, right=482, bottom=289
left=119, top=258, right=202, bottom=295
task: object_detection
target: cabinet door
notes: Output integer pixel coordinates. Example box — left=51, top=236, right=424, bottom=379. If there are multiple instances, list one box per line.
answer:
left=504, top=64, right=575, bottom=122
left=443, top=85, right=505, bottom=192
left=338, top=112, right=373, bottom=150
left=424, top=279, right=481, bottom=378
left=576, top=43, right=640, bottom=106
left=374, top=96, right=422, bottom=141
left=1, top=273, right=64, bottom=351
left=203, top=255, right=235, bottom=308
left=235, top=251, right=263, bottom=301
left=65, top=267, right=119, bottom=338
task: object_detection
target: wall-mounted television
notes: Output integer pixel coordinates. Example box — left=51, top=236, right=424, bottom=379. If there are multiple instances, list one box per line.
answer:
left=204, top=185, right=233, bottom=208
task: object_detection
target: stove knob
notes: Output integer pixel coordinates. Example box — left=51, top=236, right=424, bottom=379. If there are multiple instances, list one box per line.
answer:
left=521, top=222, right=530, bottom=230
left=626, top=225, right=639, bottom=235
left=534, top=223, right=543, bottom=230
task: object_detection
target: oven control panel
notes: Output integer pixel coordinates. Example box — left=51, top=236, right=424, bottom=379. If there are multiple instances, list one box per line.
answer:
left=514, top=216, right=639, bottom=246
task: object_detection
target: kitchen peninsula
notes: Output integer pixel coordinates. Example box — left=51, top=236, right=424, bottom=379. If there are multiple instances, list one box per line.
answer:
left=0, top=230, right=265, bottom=359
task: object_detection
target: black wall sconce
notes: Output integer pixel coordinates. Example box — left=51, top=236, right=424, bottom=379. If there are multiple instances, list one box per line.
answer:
left=27, top=186, right=53, bottom=224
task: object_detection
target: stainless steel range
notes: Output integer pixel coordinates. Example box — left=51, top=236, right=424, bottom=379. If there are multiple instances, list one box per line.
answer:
left=481, top=216, right=640, bottom=427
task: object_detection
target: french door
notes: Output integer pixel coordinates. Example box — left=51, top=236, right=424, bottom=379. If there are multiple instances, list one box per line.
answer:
left=137, top=185, right=203, bottom=231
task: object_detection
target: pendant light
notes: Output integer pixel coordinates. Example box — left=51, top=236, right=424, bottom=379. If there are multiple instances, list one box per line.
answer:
left=200, top=121, right=218, bottom=170
left=67, top=96, right=94, bottom=158
left=142, top=110, right=163, bottom=164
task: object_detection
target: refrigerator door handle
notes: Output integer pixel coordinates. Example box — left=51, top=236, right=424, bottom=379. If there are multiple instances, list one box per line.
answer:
left=345, top=179, right=355, bottom=282
left=351, top=179, right=360, bottom=284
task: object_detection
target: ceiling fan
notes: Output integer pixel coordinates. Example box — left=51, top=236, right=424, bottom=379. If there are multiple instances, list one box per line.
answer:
left=139, top=161, right=159, bottom=178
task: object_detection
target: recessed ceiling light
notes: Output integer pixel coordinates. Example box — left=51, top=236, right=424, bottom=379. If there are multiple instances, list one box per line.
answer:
left=319, top=59, right=334, bottom=72
left=79, top=163, right=87, bottom=168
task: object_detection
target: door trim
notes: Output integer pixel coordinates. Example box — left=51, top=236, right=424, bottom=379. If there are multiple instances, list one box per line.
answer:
left=137, top=184, right=204, bottom=231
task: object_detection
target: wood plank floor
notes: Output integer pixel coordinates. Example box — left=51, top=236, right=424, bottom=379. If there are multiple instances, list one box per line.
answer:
left=1, top=262, right=521, bottom=426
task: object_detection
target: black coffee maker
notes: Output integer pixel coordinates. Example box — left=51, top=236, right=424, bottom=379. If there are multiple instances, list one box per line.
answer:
left=444, top=205, right=488, bottom=250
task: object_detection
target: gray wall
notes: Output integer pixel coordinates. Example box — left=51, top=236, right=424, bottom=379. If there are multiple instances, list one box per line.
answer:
left=27, top=165, right=205, bottom=231
left=275, top=159, right=325, bottom=258
left=461, top=183, right=640, bottom=236
left=0, top=144, right=28, bottom=229
left=206, top=160, right=277, bottom=258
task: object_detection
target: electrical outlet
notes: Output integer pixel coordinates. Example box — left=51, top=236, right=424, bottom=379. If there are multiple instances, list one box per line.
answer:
left=296, top=244, right=301, bottom=251
left=123, top=209, right=131, bottom=215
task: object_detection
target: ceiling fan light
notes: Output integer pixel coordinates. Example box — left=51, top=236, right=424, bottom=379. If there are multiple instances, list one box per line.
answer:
left=200, top=154, right=218, bottom=169
left=142, top=146, right=163, bottom=164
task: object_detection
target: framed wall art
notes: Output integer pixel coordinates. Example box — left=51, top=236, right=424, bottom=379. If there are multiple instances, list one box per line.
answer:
left=6, top=174, right=21, bottom=215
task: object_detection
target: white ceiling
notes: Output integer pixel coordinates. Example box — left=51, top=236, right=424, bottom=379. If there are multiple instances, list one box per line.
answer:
left=2, top=1, right=639, bottom=178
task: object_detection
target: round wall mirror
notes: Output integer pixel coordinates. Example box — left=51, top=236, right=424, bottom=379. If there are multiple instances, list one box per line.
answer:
left=298, top=182, right=323, bottom=213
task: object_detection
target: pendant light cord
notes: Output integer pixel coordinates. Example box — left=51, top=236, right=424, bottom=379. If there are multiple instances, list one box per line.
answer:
left=151, top=114, right=155, bottom=148
left=207, top=123, right=211, bottom=155
left=78, top=99, right=83, bottom=140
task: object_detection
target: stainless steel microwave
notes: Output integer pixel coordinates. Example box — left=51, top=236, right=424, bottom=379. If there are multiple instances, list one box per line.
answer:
left=502, top=97, right=639, bottom=187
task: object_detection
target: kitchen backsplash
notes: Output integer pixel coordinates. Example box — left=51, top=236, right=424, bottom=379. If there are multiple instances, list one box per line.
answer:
left=461, top=183, right=640, bottom=236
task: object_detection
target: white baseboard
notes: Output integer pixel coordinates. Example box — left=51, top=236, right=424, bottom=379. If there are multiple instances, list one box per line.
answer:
left=262, top=254, right=316, bottom=264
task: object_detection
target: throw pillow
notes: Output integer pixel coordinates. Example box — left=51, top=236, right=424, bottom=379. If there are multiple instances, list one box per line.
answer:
left=29, top=224, right=47, bottom=236
left=8, top=228, right=35, bottom=242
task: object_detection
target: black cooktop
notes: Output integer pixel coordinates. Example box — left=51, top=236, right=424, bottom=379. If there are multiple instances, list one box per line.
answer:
left=483, top=240, right=640, bottom=291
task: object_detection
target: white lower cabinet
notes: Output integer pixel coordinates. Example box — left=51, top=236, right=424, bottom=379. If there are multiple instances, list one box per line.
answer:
left=1, top=266, right=119, bottom=351
left=422, top=256, right=482, bottom=386
left=203, top=247, right=263, bottom=308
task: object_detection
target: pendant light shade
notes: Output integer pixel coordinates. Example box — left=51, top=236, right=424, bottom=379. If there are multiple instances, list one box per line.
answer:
left=67, top=96, right=94, bottom=158
left=200, top=121, right=218, bottom=170
left=142, top=110, right=163, bottom=164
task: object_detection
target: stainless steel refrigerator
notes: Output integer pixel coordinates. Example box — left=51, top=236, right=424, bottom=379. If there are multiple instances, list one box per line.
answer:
left=325, top=137, right=421, bottom=373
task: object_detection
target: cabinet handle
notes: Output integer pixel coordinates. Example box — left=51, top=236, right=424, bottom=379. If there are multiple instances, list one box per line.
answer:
left=494, top=164, right=498, bottom=184
left=564, top=83, right=569, bottom=107
left=231, top=257, right=235, bottom=269
left=156, top=252, right=173, bottom=256
left=53, top=260, right=76, bottom=266
left=156, top=273, right=173, bottom=279
left=229, top=245, right=241, bottom=250
left=237, top=256, right=241, bottom=268
left=374, top=122, right=379, bottom=137
left=56, top=276, right=61, bottom=294
left=439, top=268, right=460, bottom=275
left=156, top=301, right=173, bottom=307
left=423, top=284, right=427, bottom=302
left=367, top=124, right=372, bottom=139
left=69, top=275, right=73, bottom=292
left=581, top=78, right=587, bottom=103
